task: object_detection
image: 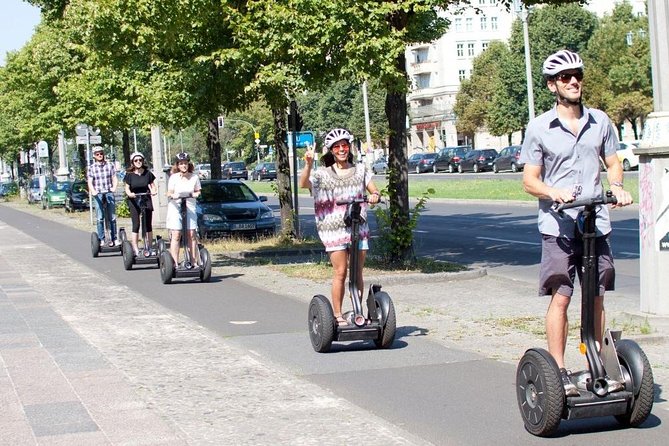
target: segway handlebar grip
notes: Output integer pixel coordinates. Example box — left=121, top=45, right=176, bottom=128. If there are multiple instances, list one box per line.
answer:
left=170, top=192, right=193, bottom=200
left=553, top=191, right=617, bottom=213
left=336, top=197, right=367, bottom=206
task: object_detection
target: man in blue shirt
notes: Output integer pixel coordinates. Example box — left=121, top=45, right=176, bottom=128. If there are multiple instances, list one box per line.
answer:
left=519, top=50, right=633, bottom=396
left=87, top=146, right=120, bottom=246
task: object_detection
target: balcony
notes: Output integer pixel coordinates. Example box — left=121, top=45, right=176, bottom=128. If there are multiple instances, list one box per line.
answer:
left=410, top=61, right=433, bottom=74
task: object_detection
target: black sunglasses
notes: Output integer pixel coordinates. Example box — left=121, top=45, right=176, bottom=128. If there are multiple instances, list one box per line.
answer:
left=555, top=71, right=584, bottom=83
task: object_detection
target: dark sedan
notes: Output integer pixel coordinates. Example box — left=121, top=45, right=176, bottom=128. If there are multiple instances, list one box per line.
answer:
left=433, top=145, right=470, bottom=173
left=251, top=162, right=277, bottom=181
left=408, top=152, right=437, bottom=174
left=492, top=145, right=524, bottom=173
left=222, top=161, right=248, bottom=180
left=197, top=180, right=275, bottom=238
left=458, top=149, right=498, bottom=173
left=65, top=181, right=89, bottom=212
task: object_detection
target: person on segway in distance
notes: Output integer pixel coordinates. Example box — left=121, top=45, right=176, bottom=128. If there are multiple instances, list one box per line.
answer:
left=299, top=128, right=381, bottom=326
left=166, top=152, right=201, bottom=267
left=124, top=151, right=158, bottom=256
left=87, top=146, right=120, bottom=247
left=519, top=49, right=634, bottom=396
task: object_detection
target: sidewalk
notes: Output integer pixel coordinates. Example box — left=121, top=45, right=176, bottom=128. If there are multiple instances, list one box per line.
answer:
left=1, top=205, right=667, bottom=445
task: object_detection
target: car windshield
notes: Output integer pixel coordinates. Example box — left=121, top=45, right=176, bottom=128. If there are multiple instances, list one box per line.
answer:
left=424, top=153, right=437, bottom=159
left=482, top=150, right=497, bottom=157
left=72, top=182, right=88, bottom=193
left=199, top=182, right=258, bottom=203
left=409, top=154, right=422, bottom=161
left=226, top=162, right=245, bottom=169
left=50, top=182, right=70, bottom=192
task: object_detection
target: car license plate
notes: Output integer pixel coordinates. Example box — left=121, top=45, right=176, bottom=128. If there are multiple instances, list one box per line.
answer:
left=232, top=223, right=256, bottom=230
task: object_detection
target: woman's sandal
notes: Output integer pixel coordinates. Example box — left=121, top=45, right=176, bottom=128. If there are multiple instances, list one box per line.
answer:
left=335, top=315, right=348, bottom=326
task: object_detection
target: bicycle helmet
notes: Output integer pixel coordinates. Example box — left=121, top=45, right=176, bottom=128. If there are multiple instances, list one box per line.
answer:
left=323, top=128, right=354, bottom=151
left=130, top=151, right=144, bottom=161
left=542, top=50, right=583, bottom=77
left=175, top=152, right=190, bottom=162
left=92, top=146, right=104, bottom=153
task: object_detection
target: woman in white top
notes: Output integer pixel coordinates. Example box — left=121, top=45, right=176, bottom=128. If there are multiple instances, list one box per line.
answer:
left=166, top=152, right=202, bottom=265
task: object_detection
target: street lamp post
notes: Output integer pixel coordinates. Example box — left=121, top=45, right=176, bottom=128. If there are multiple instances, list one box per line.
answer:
left=514, top=0, right=535, bottom=120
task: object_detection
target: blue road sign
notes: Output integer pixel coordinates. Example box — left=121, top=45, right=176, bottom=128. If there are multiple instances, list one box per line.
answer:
left=286, top=131, right=315, bottom=148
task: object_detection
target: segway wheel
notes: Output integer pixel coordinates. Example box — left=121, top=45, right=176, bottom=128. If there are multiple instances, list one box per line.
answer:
left=516, top=348, right=564, bottom=437
left=614, top=339, right=654, bottom=427
left=373, top=292, right=396, bottom=349
left=159, top=251, right=174, bottom=284
left=308, top=295, right=335, bottom=353
left=90, top=232, right=100, bottom=258
left=119, top=228, right=127, bottom=243
left=122, top=241, right=134, bottom=270
left=199, top=248, right=212, bottom=282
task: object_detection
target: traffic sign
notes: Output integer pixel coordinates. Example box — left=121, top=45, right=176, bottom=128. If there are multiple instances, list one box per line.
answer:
left=75, top=123, right=88, bottom=137
left=75, top=136, right=88, bottom=144
left=37, top=140, right=48, bottom=158
left=89, top=135, right=102, bottom=144
left=286, top=131, right=314, bottom=148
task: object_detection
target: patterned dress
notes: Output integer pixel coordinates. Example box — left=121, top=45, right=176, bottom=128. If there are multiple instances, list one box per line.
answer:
left=310, top=164, right=372, bottom=252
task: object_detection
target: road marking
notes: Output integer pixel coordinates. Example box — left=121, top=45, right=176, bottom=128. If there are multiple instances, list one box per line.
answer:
left=614, top=227, right=638, bottom=232
left=619, top=251, right=639, bottom=256
left=477, top=236, right=541, bottom=246
left=229, top=321, right=257, bottom=325
left=414, top=230, right=429, bottom=233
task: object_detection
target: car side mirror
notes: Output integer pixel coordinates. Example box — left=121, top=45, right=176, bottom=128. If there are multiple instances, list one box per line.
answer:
left=259, top=196, right=268, bottom=202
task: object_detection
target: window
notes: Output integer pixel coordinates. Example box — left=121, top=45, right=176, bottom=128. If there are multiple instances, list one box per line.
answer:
left=481, top=41, right=489, bottom=51
left=415, top=73, right=431, bottom=89
left=466, top=17, right=473, bottom=31
left=454, top=17, right=462, bottom=32
left=467, top=43, right=475, bottom=57
left=491, top=17, right=498, bottom=30
left=458, top=70, right=466, bottom=81
left=456, top=43, right=464, bottom=57
left=480, top=17, right=487, bottom=31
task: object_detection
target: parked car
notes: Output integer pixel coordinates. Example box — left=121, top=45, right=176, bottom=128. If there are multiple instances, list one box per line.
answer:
left=492, top=145, right=524, bottom=173
left=408, top=152, right=437, bottom=173
left=432, top=145, right=470, bottom=173
left=64, top=181, right=89, bottom=212
left=196, top=180, right=275, bottom=238
left=251, top=162, right=277, bottom=181
left=196, top=163, right=211, bottom=179
left=458, top=149, right=498, bottom=173
left=617, top=141, right=640, bottom=171
left=371, top=156, right=388, bottom=175
left=41, top=182, right=70, bottom=209
left=222, top=161, right=248, bottom=180
left=27, top=178, right=43, bottom=204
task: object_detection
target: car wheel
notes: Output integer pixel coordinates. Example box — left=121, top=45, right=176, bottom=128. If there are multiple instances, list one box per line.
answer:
left=415, top=165, right=420, bottom=174
left=511, top=163, right=519, bottom=173
left=458, top=164, right=463, bottom=173
left=473, top=164, right=480, bottom=173
left=622, top=159, right=631, bottom=171
left=433, top=164, right=438, bottom=173
left=493, top=163, right=499, bottom=173
left=448, top=164, right=454, bottom=174
left=372, top=167, right=377, bottom=175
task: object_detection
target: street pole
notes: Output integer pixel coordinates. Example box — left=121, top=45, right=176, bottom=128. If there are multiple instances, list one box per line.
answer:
left=362, top=81, right=373, bottom=163
left=514, top=0, right=535, bottom=120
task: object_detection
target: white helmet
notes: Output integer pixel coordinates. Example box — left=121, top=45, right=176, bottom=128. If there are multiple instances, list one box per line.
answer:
left=323, top=128, right=354, bottom=151
left=542, top=50, right=583, bottom=77
left=130, top=151, right=144, bottom=161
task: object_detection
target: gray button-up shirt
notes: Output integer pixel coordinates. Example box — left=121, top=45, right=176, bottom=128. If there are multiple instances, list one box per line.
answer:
left=519, top=104, right=619, bottom=238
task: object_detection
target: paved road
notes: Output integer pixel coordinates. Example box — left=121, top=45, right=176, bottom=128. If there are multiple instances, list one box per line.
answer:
left=1, top=204, right=666, bottom=445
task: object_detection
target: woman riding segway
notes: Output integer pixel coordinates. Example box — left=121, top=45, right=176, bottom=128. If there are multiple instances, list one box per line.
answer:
left=124, top=151, right=158, bottom=257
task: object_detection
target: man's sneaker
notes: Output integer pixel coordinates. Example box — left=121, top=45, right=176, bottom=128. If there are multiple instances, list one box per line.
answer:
left=605, top=378, right=624, bottom=393
left=560, top=368, right=580, bottom=397
left=113, top=239, right=122, bottom=247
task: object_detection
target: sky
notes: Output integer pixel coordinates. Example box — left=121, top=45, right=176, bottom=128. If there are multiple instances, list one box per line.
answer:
left=0, top=0, right=41, bottom=66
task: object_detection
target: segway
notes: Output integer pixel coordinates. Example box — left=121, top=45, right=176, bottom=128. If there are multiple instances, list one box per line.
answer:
left=159, top=192, right=212, bottom=284
left=516, top=191, right=654, bottom=436
left=122, top=192, right=161, bottom=270
left=90, top=193, right=124, bottom=257
left=308, top=195, right=397, bottom=353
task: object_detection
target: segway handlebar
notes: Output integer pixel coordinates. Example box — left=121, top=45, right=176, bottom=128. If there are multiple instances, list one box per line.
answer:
left=336, top=196, right=385, bottom=206
left=553, top=191, right=617, bottom=213
left=170, top=192, right=194, bottom=200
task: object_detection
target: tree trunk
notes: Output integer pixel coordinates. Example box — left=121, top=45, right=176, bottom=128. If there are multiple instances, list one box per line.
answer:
left=272, top=106, right=296, bottom=238
left=385, top=53, right=411, bottom=262
left=207, top=117, right=222, bottom=179
left=122, top=129, right=131, bottom=166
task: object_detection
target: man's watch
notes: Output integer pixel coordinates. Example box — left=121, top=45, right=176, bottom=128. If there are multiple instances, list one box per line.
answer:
left=611, top=181, right=624, bottom=188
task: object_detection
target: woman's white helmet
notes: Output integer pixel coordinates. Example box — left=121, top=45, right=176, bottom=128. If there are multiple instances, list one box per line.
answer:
left=130, top=151, right=144, bottom=161
left=542, top=50, right=583, bottom=77
left=323, top=128, right=354, bottom=151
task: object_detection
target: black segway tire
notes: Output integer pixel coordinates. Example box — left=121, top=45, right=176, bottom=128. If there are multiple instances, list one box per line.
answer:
left=308, top=295, right=335, bottom=353
left=516, top=348, right=564, bottom=437
left=90, top=232, right=100, bottom=258
left=373, top=292, right=396, bottom=349
left=122, top=241, right=134, bottom=270
left=614, top=339, right=654, bottom=427
left=119, top=228, right=127, bottom=243
left=200, top=248, right=212, bottom=282
left=160, top=251, right=174, bottom=284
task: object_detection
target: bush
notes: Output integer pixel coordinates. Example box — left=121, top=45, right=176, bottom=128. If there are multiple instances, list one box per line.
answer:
left=116, top=198, right=130, bottom=218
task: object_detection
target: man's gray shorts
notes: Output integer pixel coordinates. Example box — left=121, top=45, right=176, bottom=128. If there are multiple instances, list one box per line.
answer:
left=539, top=234, right=615, bottom=297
